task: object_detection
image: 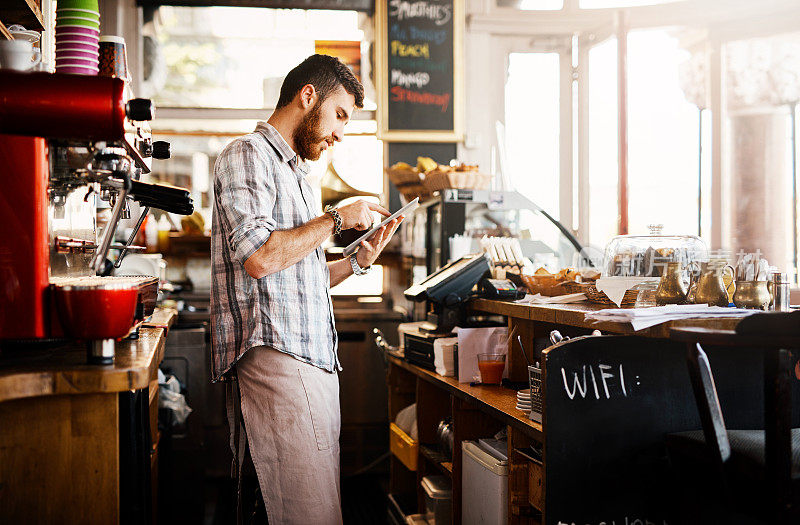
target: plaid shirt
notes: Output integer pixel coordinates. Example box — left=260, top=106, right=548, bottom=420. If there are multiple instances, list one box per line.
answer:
left=210, top=122, right=339, bottom=382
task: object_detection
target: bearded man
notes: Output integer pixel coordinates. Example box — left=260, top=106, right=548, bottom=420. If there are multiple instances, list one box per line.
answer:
left=211, top=54, right=401, bottom=524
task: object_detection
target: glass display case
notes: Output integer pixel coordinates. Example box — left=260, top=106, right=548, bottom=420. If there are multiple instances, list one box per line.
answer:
left=602, top=227, right=708, bottom=277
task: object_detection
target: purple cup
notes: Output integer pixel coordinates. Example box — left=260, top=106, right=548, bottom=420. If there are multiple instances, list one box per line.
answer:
left=56, top=57, right=99, bottom=65
left=56, top=66, right=99, bottom=75
left=56, top=33, right=99, bottom=45
left=56, top=50, right=99, bottom=61
left=55, top=26, right=100, bottom=37
left=56, top=41, right=100, bottom=52
left=56, top=58, right=100, bottom=68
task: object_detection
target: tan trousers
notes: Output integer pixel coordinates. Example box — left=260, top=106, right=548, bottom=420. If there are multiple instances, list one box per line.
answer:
left=235, top=346, right=342, bottom=525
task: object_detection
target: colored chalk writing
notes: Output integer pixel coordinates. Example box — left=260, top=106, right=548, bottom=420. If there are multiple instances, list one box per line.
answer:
left=384, top=0, right=455, bottom=132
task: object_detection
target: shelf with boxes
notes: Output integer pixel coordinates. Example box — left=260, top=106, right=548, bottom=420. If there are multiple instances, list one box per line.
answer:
left=387, top=355, right=543, bottom=525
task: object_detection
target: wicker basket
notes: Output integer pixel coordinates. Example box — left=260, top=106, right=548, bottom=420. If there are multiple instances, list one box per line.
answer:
left=521, top=275, right=576, bottom=296
left=385, top=166, right=423, bottom=187
left=422, top=169, right=493, bottom=192
left=561, top=281, right=585, bottom=295
left=396, top=183, right=430, bottom=203
left=578, top=282, right=638, bottom=307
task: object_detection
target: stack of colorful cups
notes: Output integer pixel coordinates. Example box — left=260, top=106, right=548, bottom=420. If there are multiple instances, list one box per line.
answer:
left=55, top=0, right=100, bottom=75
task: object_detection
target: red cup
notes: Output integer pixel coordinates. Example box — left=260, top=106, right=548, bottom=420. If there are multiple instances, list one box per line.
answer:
left=53, top=285, right=138, bottom=340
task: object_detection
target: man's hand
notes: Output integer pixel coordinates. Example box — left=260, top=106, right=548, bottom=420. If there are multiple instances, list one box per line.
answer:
left=336, top=200, right=390, bottom=231
left=355, top=217, right=403, bottom=268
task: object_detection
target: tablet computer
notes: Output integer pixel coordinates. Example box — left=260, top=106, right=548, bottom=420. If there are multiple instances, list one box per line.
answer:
left=343, top=197, right=419, bottom=256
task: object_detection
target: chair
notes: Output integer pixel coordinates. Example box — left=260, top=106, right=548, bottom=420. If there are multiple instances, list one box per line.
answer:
left=667, top=326, right=800, bottom=524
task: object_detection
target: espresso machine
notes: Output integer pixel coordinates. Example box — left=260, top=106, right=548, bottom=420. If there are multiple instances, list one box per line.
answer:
left=0, top=70, right=193, bottom=363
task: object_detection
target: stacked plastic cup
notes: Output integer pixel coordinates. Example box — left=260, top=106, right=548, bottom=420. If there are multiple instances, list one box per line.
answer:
left=55, top=0, right=100, bottom=75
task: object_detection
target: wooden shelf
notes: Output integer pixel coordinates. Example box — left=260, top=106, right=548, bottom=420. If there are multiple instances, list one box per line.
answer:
left=0, top=20, right=12, bottom=40
left=419, top=444, right=453, bottom=477
left=0, top=0, right=45, bottom=32
left=389, top=356, right=542, bottom=441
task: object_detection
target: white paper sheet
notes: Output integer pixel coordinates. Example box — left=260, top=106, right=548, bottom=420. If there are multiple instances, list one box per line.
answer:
left=456, top=326, right=508, bottom=383
left=595, top=277, right=659, bottom=307
left=433, top=337, right=458, bottom=377
left=584, top=304, right=758, bottom=330
left=515, top=292, right=587, bottom=304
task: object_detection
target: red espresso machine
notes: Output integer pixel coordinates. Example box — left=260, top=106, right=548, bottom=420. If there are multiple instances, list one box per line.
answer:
left=0, top=70, right=192, bottom=363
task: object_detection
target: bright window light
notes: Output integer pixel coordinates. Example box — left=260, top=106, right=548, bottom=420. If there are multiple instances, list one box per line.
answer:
left=504, top=52, right=561, bottom=219
left=580, top=0, right=683, bottom=7
left=498, top=0, right=564, bottom=10
left=587, top=37, right=619, bottom=249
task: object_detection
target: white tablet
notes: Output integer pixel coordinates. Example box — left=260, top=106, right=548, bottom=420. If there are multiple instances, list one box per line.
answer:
left=342, top=197, right=419, bottom=256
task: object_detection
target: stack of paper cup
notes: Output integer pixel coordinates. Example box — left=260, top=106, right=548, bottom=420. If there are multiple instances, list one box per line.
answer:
left=55, top=0, right=100, bottom=75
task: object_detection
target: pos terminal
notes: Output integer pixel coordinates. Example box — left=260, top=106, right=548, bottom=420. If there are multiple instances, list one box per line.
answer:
left=404, top=253, right=492, bottom=334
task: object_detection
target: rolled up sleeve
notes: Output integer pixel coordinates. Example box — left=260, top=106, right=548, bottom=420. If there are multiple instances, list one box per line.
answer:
left=214, top=140, right=277, bottom=266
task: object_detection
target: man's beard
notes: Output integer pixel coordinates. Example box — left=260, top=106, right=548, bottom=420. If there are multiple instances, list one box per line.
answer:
left=293, top=103, right=328, bottom=161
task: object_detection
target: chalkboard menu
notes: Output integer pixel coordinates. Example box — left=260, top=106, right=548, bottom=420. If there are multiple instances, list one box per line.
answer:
left=377, top=0, right=462, bottom=141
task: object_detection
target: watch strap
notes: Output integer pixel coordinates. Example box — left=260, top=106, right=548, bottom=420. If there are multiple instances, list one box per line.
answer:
left=349, top=253, right=370, bottom=275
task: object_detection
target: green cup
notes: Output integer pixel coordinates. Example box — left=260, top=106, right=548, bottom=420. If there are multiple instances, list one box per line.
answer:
left=56, top=18, right=101, bottom=30
left=56, top=11, right=100, bottom=24
left=57, top=0, right=99, bottom=10
left=57, top=9, right=100, bottom=19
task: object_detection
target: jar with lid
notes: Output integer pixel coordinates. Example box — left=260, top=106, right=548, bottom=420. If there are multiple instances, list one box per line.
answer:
left=602, top=224, right=708, bottom=278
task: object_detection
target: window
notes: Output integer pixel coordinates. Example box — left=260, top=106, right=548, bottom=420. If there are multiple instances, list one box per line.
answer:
left=504, top=52, right=561, bottom=219
left=148, top=7, right=372, bottom=109
left=627, top=29, right=703, bottom=238
left=722, top=32, right=800, bottom=281
left=144, top=6, right=385, bottom=294
left=587, top=37, right=618, bottom=248
left=587, top=30, right=712, bottom=247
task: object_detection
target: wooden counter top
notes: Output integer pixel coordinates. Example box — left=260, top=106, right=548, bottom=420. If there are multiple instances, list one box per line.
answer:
left=388, top=354, right=542, bottom=440
left=0, top=307, right=177, bottom=403
left=470, top=298, right=742, bottom=337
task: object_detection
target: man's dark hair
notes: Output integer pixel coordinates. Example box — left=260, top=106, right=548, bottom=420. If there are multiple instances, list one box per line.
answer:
left=275, top=54, right=364, bottom=110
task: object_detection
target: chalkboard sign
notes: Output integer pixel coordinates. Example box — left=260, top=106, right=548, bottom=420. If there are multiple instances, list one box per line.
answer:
left=540, top=335, right=800, bottom=525
left=376, top=0, right=463, bottom=142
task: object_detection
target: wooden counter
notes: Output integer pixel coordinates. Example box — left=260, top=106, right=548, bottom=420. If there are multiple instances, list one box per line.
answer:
left=0, top=307, right=177, bottom=524
left=471, top=298, right=741, bottom=338
left=0, top=309, right=176, bottom=403
left=471, top=298, right=742, bottom=383
left=389, top=299, right=753, bottom=524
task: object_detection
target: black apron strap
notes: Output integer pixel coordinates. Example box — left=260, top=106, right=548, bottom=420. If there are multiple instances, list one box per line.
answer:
left=226, top=376, right=248, bottom=525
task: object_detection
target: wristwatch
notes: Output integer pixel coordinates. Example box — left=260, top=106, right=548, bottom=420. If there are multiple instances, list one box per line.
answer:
left=324, top=205, right=342, bottom=236
left=349, top=253, right=371, bottom=276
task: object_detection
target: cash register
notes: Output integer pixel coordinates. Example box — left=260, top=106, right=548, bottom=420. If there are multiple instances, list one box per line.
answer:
left=402, top=253, right=493, bottom=369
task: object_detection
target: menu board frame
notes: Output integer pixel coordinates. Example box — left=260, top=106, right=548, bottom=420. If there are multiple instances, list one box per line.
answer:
left=375, top=0, right=464, bottom=142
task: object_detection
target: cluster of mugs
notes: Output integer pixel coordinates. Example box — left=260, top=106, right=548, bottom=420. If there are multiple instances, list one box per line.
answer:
left=56, top=0, right=101, bottom=74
